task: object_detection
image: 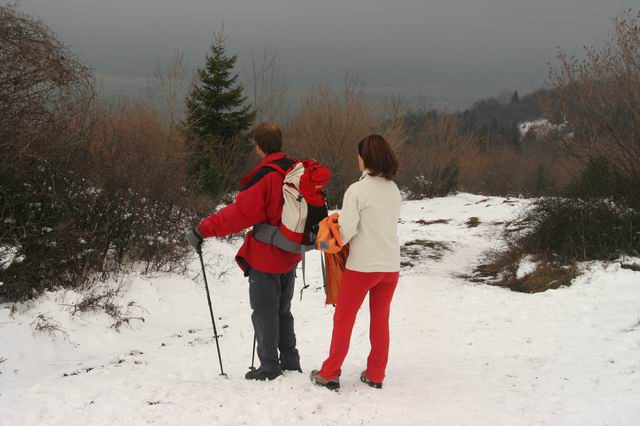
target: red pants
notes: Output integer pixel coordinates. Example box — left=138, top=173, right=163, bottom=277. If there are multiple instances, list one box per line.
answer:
left=319, top=269, right=399, bottom=383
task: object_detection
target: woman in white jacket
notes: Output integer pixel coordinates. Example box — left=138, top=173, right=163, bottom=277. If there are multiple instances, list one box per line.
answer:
left=311, top=134, right=401, bottom=391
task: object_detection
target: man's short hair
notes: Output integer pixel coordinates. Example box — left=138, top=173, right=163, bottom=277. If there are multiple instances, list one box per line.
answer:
left=253, top=122, right=283, bottom=154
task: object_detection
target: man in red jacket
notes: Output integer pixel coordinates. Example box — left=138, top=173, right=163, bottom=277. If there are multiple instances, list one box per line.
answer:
left=187, top=122, right=302, bottom=381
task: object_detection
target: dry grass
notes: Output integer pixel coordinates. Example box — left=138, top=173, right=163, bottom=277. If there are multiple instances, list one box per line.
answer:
left=70, top=282, right=146, bottom=331
left=474, top=251, right=578, bottom=293
left=401, top=239, right=451, bottom=268
left=31, top=314, right=69, bottom=338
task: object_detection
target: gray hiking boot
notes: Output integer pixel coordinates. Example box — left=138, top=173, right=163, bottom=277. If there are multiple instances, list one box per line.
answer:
left=310, top=370, right=340, bottom=391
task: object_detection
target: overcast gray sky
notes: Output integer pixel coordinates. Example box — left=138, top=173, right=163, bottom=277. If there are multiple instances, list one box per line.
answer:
left=16, top=0, right=633, bottom=109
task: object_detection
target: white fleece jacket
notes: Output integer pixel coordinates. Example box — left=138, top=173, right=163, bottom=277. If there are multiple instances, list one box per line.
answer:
left=338, top=171, right=401, bottom=272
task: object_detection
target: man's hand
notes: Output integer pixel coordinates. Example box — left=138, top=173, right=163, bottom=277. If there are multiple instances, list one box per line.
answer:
left=186, top=227, right=203, bottom=253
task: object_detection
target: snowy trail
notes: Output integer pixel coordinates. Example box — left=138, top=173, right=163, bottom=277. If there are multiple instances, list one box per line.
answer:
left=1, top=194, right=639, bottom=425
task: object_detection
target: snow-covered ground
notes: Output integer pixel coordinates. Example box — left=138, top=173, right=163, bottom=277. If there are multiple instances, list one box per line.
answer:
left=1, top=193, right=639, bottom=425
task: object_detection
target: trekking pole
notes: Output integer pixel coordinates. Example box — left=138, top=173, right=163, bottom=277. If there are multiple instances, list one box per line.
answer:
left=250, top=334, right=257, bottom=371
left=197, top=250, right=226, bottom=377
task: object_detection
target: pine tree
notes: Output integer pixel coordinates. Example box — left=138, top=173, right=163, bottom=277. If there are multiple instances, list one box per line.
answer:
left=510, top=90, right=520, bottom=105
left=183, top=28, right=255, bottom=197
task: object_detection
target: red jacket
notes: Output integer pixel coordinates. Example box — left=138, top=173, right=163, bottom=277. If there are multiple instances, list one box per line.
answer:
left=197, top=152, right=301, bottom=275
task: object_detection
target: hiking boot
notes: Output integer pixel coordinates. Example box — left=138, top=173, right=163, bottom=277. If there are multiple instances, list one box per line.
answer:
left=310, top=370, right=340, bottom=391
left=360, top=371, right=382, bottom=389
left=281, top=365, right=303, bottom=373
left=245, top=368, right=283, bottom=381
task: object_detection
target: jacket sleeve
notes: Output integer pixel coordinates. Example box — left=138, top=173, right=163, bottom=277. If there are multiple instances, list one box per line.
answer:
left=338, top=185, right=361, bottom=245
left=197, top=174, right=272, bottom=238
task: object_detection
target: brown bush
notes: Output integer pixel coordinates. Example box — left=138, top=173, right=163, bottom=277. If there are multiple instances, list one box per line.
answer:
left=0, top=8, right=196, bottom=302
left=286, top=73, right=405, bottom=206
left=459, top=141, right=574, bottom=197
left=82, top=98, right=199, bottom=276
left=399, top=114, right=476, bottom=198
left=474, top=251, right=578, bottom=293
left=89, top=99, right=191, bottom=203
left=396, top=112, right=573, bottom=199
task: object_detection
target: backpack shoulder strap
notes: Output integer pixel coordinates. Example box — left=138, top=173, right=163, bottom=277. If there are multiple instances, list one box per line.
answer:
left=241, top=167, right=277, bottom=191
left=265, top=158, right=295, bottom=176
left=241, top=158, right=295, bottom=191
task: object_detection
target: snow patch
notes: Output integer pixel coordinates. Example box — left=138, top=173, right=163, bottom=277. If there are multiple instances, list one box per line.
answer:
left=516, top=255, right=539, bottom=279
left=0, top=245, right=21, bottom=270
left=518, top=119, right=562, bottom=137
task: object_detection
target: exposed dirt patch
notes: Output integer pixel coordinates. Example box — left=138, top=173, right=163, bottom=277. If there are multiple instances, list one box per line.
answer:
left=465, top=217, right=481, bottom=228
left=471, top=251, right=578, bottom=293
left=621, top=263, right=640, bottom=272
left=414, top=219, right=451, bottom=226
left=401, top=239, right=451, bottom=268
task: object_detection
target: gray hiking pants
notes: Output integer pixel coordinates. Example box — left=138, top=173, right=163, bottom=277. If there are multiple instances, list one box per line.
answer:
left=248, top=267, right=300, bottom=373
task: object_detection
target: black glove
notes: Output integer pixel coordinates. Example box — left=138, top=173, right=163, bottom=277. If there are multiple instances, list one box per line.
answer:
left=186, top=227, right=203, bottom=253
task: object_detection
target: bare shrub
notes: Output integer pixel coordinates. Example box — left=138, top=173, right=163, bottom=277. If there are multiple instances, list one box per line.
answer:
left=458, top=141, right=573, bottom=197
left=399, top=113, right=475, bottom=199
left=86, top=98, right=197, bottom=274
left=474, top=196, right=639, bottom=292
left=89, top=98, right=191, bottom=202
left=31, top=314, right=69, bottom=338
left=71, top=281, right=146, bottom=331
left=544, top=10, right=640, bottom=208
left=0, top=8, right=195, bottom=302
left=0, top=6, right=94, bottom=164
left=1, top=7, right=97, bottom=302
left=516, top=198, right=639, bottom=260
left=287, top=73, right=405, bottom=206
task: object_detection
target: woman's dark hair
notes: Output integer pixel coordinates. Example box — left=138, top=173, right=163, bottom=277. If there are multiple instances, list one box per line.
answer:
left=357, top=134, right=399, bottom=180
left=252, top=122, right=283, bottom=154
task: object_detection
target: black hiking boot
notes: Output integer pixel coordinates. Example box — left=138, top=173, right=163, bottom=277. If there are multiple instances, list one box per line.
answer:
left=310, top=370, right=340, bottom=391
left=245, top=368, right=283, bottom=381
left=360, top=371, right=382, bottom=389
left=281, top=363, right=302, bottom=373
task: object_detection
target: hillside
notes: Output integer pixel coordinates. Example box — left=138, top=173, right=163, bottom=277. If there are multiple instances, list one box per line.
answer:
left=1, top=194, right=639, bottom=425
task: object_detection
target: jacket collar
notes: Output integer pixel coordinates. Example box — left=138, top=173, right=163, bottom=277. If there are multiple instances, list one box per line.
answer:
left=240, top=152, right=287, bottom=188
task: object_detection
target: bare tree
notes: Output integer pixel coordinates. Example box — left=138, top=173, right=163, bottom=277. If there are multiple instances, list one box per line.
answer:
left=544, top=9, right=640, bottom=204
left=244, top=45, right=289, bottom=122
left=286, top=72, right=405, bottom=205
left=0, top=6, right=93, bottom=159
left=143, top=49, right=188, bottom=127
left=399, top=113, right=477, bottom=198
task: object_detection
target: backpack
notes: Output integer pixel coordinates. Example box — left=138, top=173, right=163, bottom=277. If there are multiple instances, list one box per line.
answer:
left=253, top=159, right=331, bottom=254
